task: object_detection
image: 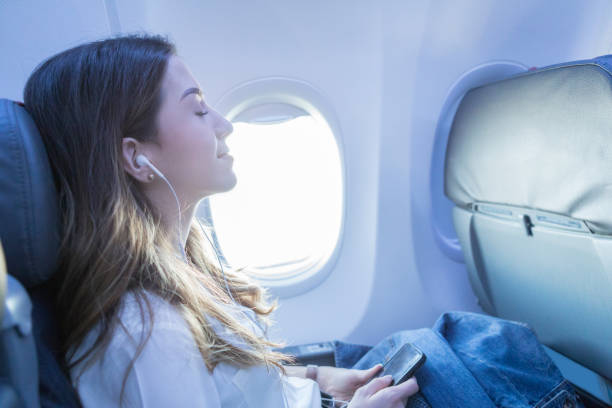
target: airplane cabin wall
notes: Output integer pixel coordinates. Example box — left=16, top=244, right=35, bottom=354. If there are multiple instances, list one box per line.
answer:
left=2, top=0, right=612, bottom=347
left=353, top=0, right=612, bottom=345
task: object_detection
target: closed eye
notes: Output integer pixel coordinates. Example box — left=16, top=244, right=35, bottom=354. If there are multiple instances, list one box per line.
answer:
left=196, top=111, right=209, bottom=117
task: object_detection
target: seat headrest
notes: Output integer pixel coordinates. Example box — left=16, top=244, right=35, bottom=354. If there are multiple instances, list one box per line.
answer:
left=445, top=55, right=612, bottom=235
left=0, top=99, right=60, bottom=287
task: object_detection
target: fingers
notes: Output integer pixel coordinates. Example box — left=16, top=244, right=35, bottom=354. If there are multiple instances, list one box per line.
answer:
left=388, top=377, right=419, bottom=407
left=360, top=364, right=383, bottom=381
left=350, top=376, right=420, bottom=408
left=395, top=377, right=419, bottom=397
left=370, top=377, right=419, bottom=405
left=354, top=375, right=393, bottom=398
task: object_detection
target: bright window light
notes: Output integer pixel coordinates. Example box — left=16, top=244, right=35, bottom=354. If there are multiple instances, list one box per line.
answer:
left=208, top=114, right=343, bottom=278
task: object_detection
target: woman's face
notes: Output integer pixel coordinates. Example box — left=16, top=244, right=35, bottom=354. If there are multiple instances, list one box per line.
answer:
left=144, top=55, right=236, bottom=203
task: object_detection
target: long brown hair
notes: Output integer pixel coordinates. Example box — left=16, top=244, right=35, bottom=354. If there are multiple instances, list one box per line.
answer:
left=23, top=34, right=292, bottom=403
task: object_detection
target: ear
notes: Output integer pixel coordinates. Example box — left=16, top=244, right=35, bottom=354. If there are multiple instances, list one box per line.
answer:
left=121, top=137, right=152, bottom=183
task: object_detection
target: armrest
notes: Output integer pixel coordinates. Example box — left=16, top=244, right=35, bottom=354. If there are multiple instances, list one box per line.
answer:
left=275, top=341, right=336, bottom=367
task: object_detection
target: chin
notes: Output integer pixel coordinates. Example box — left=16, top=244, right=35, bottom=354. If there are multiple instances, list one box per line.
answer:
left=199, top=172, right=237, bottom=197
left=216, top=174, right=238, bottom=193
left=222, top=178, right=238, bottom=192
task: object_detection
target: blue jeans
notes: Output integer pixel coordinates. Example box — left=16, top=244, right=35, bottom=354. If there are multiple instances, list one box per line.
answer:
left=333, top=311, right=582, bottom=408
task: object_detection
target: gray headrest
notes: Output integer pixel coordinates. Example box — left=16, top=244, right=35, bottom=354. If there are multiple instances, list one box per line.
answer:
left=445, top=60, right=612, bottom=235
left=0, top=99, right=60, bottom=287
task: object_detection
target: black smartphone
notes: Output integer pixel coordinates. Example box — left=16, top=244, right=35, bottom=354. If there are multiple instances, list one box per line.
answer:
left=374, top=343, right=426, bottom=386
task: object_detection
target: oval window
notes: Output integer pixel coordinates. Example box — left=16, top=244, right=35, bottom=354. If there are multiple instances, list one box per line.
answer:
left=205, top=90, right=344, bottom=296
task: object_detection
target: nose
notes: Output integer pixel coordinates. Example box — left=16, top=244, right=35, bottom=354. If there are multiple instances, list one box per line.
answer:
left=215, top=111, right=233, bottom=140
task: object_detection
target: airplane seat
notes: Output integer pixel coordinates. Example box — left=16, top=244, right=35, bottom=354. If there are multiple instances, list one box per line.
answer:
left=0, top=99, right=80, bottom=407
left=0, top=241, right=27, bottom=408
left=444, top=56, right=612, bottom=405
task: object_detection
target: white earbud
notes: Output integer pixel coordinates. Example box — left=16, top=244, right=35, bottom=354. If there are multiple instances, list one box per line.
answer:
left=137, top=154, right=168, bottom=183
left=136, top=154, right=150, bottom=168
left=136, top=154, right=161, bottom=177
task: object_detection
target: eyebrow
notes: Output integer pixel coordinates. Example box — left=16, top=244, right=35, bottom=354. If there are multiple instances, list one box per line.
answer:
left=180, top=87, right=202, bottom=101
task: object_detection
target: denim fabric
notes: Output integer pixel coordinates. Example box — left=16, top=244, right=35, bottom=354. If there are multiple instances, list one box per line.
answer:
left=333, top=311, right=583, bottom=408
left=333, top=341, right=372, bottom=369
left=432, top=312, right=580, bottom=408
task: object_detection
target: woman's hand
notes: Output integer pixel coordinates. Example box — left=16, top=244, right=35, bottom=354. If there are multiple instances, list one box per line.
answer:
left=348, top=375, right=419, bottom=408
left=317, top=365, right=384, bottom=402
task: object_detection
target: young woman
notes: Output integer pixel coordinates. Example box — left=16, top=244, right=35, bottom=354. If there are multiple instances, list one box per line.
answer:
left=23, top=34, right=581, bottom=408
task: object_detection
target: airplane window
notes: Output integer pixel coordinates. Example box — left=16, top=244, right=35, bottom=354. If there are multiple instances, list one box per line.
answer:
left=207, top=109, right=343, bottom=285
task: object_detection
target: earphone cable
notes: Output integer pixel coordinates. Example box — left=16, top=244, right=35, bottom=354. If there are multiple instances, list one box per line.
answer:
left=144, top=159, right=187, bottom=260
left=146, top=157, right=288, bottom=407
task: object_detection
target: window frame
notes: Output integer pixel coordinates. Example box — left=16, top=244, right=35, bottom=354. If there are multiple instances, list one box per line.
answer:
left=205, top=77, right=346, bottom=298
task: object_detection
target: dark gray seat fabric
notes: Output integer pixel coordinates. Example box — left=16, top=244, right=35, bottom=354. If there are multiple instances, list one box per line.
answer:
left=0, top=99, right=80, bottom=407
left=1, top=241, right=27, bottom=408
left=30, top=283, right=81, bottom=407
left=1, top=275, right=37, bottom=408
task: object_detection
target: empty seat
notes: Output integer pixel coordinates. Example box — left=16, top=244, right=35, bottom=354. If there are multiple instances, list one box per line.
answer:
left=445, top=56, right=612, bottom=402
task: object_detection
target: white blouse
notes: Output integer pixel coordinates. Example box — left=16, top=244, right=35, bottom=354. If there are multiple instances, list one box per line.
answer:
left=70, top=292, right=321, bottom=408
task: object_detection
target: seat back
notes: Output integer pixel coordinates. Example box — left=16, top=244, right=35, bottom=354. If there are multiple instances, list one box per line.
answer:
left=0, top=241, right=28, bottom=408
left=444, top=57, right=612, bottom=384
left=0, top=99, right=80, bottom=407
left=1, top=267, right=38, bottom=408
